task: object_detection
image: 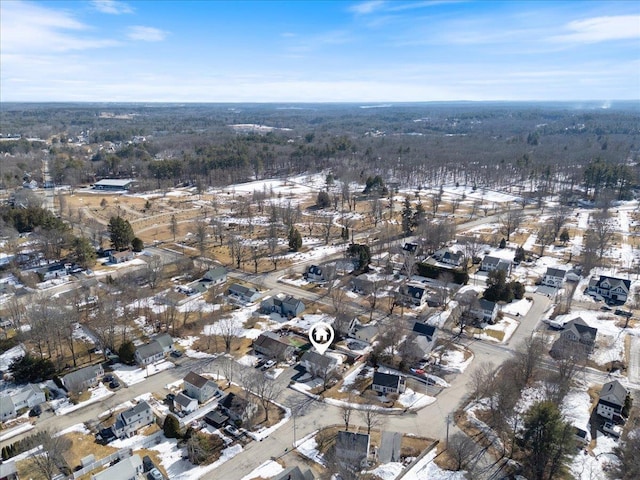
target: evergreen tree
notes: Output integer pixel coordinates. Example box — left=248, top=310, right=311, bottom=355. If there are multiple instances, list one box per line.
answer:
left=559, top=228, right=570, bottom=245
left=71, top=236, right=96, bottom=269
left=118, top=340, right=136, bottom=365
left=401, top=197, right=414, bottom=236
left=108, top=216, right=135, bottom=251
left=288, top=227, right=302, bottom=252
left=163, top=414, right=182, bottom=439
left=316, top=191, right=331, bottom=209
left=412, top=202, right=426, bottom=230
left=519, top=401, right=575, bottom=480
left=131, top=237, right=144, bottom=252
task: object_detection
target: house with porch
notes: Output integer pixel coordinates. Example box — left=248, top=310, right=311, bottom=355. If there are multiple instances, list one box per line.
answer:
left=588, top=275, right=631, bottom=304
left=305, top=265, right=326, bottom=282
left=480, top=255, right=511, bottom=273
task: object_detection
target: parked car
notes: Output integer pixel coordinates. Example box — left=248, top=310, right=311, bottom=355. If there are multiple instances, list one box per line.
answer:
left=165, top=393, right=175, bottom=403
left=142, top=455, right=155, bottom=472
left=170, top=350, right=183, bottom=358
left=103, top=374, right=114, bottom=383
left=109, top=380, right=120, bottom=389
left=261, top=360, right=276, bottom=370
left=224, top=425, right=240, bottom=437
left=254, top=359, right=266, bottom=369
left=149, top=468, right=164, bottom=480
left=29, top=404, right=42, bottom=417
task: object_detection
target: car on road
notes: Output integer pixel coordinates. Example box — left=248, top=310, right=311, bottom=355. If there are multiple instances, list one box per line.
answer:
left=614, top=309, right=632, bottom=318
left=224, top=425, right=240, bottom=437
left=410, top=368, right=425, bottom=375
left=148, top=468, right=164, bottom=480
left=261, top=359, right=276, bottom=370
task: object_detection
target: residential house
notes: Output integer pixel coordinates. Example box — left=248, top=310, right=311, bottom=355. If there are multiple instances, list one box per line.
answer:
left=198, top=266, right=227, bottom=290
left=112, top=401, right=154, bottom=439
left=470, top=298, right=498, bottom=323
left=372, top=372, right=406, bottom=395
left=0, top=461, right=18, bottom=480
left=61, top=364, right=104, bottom=392
left=109, top=250, right=134, bottom=264
left=543, top=267, right=566, bottom=287
left=305, top=265, right=325, bottom=282
left=260, top=295, right=305, bottom=318
left=134, top=334, right=173, bottom=366
left=0, top=384, right=46, bottom=421
left=335, top=431, right=370, bottom=470
left=589, top=276, right=631, bottom=303
left=183, top=371, right=221, bottom=404
left=441, top=250, right=463, bottom=267
left=402, top=242, right=418, bottom=254
left=378, top=431, right=402, bottom=463
left=596, top=380, right=629, bottom=422
left=397, top=284, right=427, bottom=307
left=252, top=331, right=295, bottom=361
left=36, top=263, right=67, bottom=281
left=91, top=454, right=143, bottom=480
left=173, top=392, right=198, bottom=415
left=299, top=351, right=340, bottom=378
left=227, top=283, right=261, bottom=303
left=272, top=466, right=316, bottom=480
left=350, top=277, right=374, bottom=295
left=559, top=317, right=597, bottom=353
left=409, top=335, right=434, bottom=359
left=219, top=392, right=257, bottom=425
left=350, top=324, right=379, bottom=343
left=480, top=255, right=511, bottom=273
left=411, top=322, right=438, bottom=355
left=204, top=410, right=229, bottom=428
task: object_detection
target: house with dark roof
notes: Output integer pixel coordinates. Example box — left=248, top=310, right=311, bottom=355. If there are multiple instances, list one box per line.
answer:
left=299, top=350, right=340, bottom=378
left=61, top=364, right=104, bottom=393
left=480, top=255, right=511, bottom=273
left=111, top=401, right=154, bottom=439
left=543, top=267, right=566, bottom=287
left=441, top=250, right=463, bottom=267
left=227, top=283, right=261, bottom=303
left=560, top=317, right=597, bottom=349
left=36, top=263, right=67, bottom=281
left=335, top=431, right=370, bottom=470
left=252, top=331, right=295, bottom=361
left=402, top=242, right=418, bottom=254
left=204, top=410, right=229, bottom=428
left=0, top=384, right=46, bottom=421
left=411, top=322, right=438, bottom=355
left=173, top=392, right=198, bottom=414
left=588, top=275, right=631, bottom=303
left=93, top=179, right=134, bottom=191
left=470, top=298, right=498, bottom=323
left=91, top=454, right=142, bottom=480
left=397, top=284, right=427, bottom=307
left=372, top=372, right=406, bottom=395
left=219, top=392, right=257, bottom=424
left=202, top=266, right=227, bottom=285
left=305, top=265, right=325, bottom=282
left=350, top=277, right=374, bottom=295
left=134, top=334, right=173, bottom=366
left=596, top=380, right=629, bottom=422
left=260, top=295, right=305, bottom=318
left=183, top=371, right=221, bottom=404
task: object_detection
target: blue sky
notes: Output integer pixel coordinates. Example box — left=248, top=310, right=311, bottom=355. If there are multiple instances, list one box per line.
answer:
left=1, top=0, right=639, bottom=102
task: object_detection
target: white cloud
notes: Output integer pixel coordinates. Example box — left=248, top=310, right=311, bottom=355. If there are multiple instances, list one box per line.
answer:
left=0, top=1, right=119, bottom=53
left=550, top=15, right=640, bottom=43
left=349, top=1, right=386, bottom=15
left=92, top=0, right=133, bottom=15
left=127, top=26, right=168, bottom=42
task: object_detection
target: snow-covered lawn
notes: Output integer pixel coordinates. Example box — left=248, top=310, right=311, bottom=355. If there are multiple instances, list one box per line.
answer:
left=295, top=430, right=325, bottom=466
left=285, top=313, right=334, bottom=331
left=402, top=449, right=467, bottom=480
left=472, top=317, right=519, bottom=343
left=53, top=383, right=114, bottom=416
left=366, top=462, right=404, bottom=479
left=398, top=388, right=436, bottom=409
left=111, top=360, right=175, bottom=386
left=241, top=460, right=284, bottom=480
left=435, top=345, right=473, bottom=373
left=176, top=336, right=216, bottom=359
left=501, top=298, right=533, bottom=317
left=0, top=344, right=25, bottom=371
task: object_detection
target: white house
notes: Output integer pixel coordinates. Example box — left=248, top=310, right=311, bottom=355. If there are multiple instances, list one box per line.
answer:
left=480, top=255, right=511, bottom=273
left=174, top=392, right=198, bottom=415
left=111, top=401, right=154, bottom=439
left=542, top=267, right=566, bottom=287
left=371, top=372, right=406, bottom=395
left=300, top=350, right=340, bottom=378
left=183, top=371, right=221, bottom=404
left=588, top=276, right=631, bottom=303
left=470, top=299, right=498, bottom=323
left=61, top=364, right=104, bottom=392
left=0, top=384, right=46, bottom=421
left=91, top=454, right=143, bottom=480
left=596, top=380, right=628, bottom=421
left=134, top=334, right=173, bottom=366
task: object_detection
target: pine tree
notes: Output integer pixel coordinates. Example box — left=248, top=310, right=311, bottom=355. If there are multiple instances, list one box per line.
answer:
left=401, top=197, right=414, bottom=236
left=163, top=414, right=182, bottom=439
left=288, top=227, right=302, bottom=252
left=108, top=216, right=135, bottom=251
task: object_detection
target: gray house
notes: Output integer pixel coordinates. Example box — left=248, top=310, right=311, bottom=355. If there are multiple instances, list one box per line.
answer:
left=134, top=334, right=173, bottom=366
left=589, top=275, right=631, bottom=303
left=252, top=331, right=295, bottom=361
left=61, top=364, right=104, bottom=392
left=305, top=265, right=325, bottom=282
left=335, top=431, right=370, bottom=470
left=559, top=317, right=597, bottom=352
left=470, top=298, right=498, bottom=323
left=378, top=431, right=402, bottom=463
left=350, top=277, right=374, bottom=295
left=481, top=255, right=511, bottom=273
left=372, top=372, right=406, bottom=395
left=227, top=283, right=261, bottom=303
left=397, top=284, right=427, bottom=307
left=112, top=401, right=154, bottom=439
left=260, top=295, right=305, bottom=318
left=273, top=466, right=316, bottom=480
left=174, top=392, right=198, bottom=414
left=0, top=461, right=18, bottom=480
left=299, top=350, right=340, bottom=378
left=183, top=371, right=221, bottom=404
left=0, top=384, right=46, bottom=421
left=91, top=454, right=143, bottom=480
left=109, top=249, right=134, bottom=264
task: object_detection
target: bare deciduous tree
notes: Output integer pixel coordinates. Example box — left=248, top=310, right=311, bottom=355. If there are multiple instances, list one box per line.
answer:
left=359, top=404, right=383, bottom=434
left=29, top=430, right=71, bottom=480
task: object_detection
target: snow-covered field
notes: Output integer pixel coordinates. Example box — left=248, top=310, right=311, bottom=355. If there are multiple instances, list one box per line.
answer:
left=111, top=360, right=175, bottom=386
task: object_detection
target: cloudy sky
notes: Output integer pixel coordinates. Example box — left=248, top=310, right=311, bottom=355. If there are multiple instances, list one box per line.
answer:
left=1, top=0, right=639, bottom=102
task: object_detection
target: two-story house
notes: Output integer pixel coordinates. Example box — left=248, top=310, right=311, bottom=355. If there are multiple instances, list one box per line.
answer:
left=299, top=350, right=340, bottom=378
left=252, top=331, right=295, bottom=361
left=305, top=265, right=325, bottom=282
left=411, top=322, right=438, bottom=354
left=260, top=295, right=305, bottom=318
left=173, top=392, right=198, bottom=415
left=111, top=401, right=155, bottom=439
left=183, top=371, right=222, bottom=404
left=560, top=317, right=597, bottom=350
left=397, top=284, right=427, bottom=307
left=542, top=267, right=566, bottom=287
left=371, top=372, right=406, bottom=395
left=0, top=384, right=46, bottom=421
left=588, top=275, right=631, bottom=303
left=470, top=298, right=498, bottom=323
left=480, top=255, right=511, bottom=273
left=335, top=431, right=370, bottom=470
left=61, top=364, right=104, bottom=393
left=596, top=380, right=629, bottom=422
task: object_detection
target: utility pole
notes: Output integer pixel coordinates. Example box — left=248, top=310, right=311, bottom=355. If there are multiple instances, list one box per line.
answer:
left=445, top=414, right=451, bottom=449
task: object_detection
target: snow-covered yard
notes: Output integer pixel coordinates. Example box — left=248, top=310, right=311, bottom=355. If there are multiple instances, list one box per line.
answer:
left=111, top=360, right=175, bottom=386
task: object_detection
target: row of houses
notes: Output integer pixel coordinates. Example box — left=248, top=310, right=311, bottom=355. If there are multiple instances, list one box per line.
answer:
left=0, top=384, right=46, bottom=421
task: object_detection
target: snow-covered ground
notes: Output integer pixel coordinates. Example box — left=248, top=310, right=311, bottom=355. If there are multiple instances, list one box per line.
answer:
left=435, top=345, right=473, bottom=373
left=52, top=383, right=114, bottom=416
left=402, top=449, right=467, bottom=480
left=240, top=460, right=284, bottom=480
left=111, top=360, right=175, bottom=386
